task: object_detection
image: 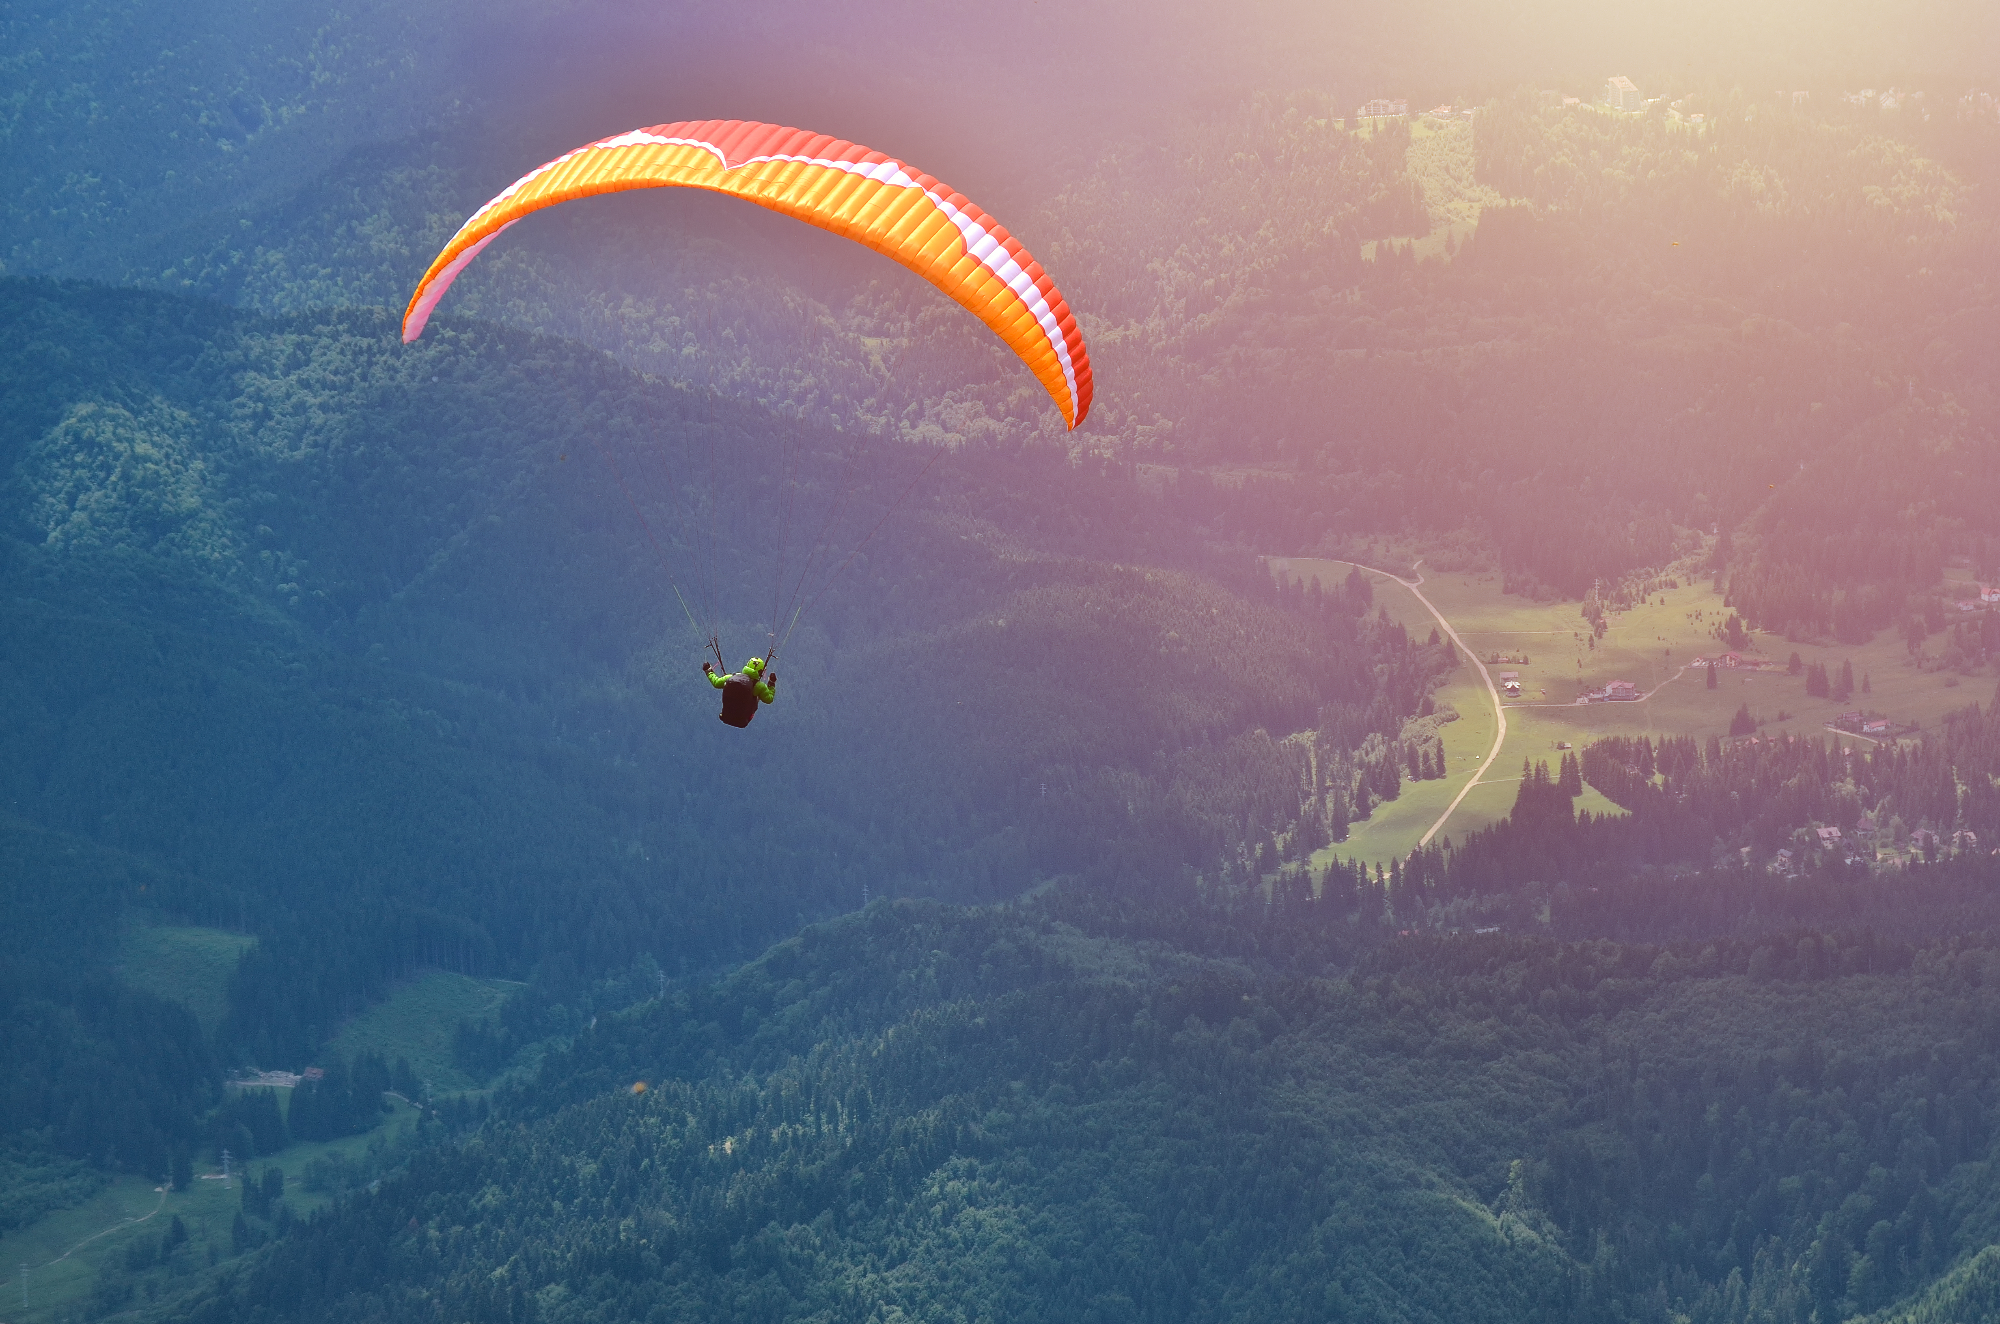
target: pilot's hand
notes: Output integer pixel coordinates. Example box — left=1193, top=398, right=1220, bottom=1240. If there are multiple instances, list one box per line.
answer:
left=702, top=661, right=713, bottom=673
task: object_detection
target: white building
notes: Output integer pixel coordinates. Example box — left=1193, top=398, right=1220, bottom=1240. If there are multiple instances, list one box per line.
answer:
left=1606, top=76, right=1642, bottom=112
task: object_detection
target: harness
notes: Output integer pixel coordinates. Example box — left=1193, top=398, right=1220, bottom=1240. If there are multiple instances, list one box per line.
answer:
left=718, top=675, right=761, bottom=728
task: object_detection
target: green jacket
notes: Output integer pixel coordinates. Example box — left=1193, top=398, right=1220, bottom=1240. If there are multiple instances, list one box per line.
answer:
left=708, top=666, right=776, bottom=704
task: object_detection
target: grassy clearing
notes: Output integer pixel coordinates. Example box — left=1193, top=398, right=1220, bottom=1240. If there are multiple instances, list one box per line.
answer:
left=1407, top=116, right=1504, bottom=250
left=1273, top=555, right=1991, bottom=867
left=117, top=925, right=254, bottom=1035
left=0, top=1101, right=421, bottom=1324
left=0, top=1174, right=166, bottom=1322
left=325, top=969, right=519, bottom=1095
left=1356, top=116, right=1504, bottom=264
left=1276, top=556, right=1533, bottom=865
left=1337, top=661, right=1511, bottom=863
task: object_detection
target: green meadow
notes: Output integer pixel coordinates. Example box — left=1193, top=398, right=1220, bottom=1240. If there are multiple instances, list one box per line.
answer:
left=325, top=969, right=521, bottom=1096
left=1273, top=555, right=1988, bottom=867
left=117, top=925, right=255, bottom=1036
left=0, top=1100, right=421, bottom=1324
left=115, top=926, right=520, bottom=1094
left=0, top=933, right=509, bottom=1320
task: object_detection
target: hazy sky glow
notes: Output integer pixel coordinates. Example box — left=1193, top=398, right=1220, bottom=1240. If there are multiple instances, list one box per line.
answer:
left=401, top=0, right=2000, bottom=225
left=5, top=0, right=1990, bottom=285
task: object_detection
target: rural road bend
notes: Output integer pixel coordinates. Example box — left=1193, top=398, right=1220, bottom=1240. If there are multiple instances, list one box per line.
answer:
left=1315, top=560, right=1506, bottom=849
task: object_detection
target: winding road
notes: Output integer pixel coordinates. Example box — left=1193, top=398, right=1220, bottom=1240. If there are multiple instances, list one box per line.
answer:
left=1314, top=559, right=1507, bottom=849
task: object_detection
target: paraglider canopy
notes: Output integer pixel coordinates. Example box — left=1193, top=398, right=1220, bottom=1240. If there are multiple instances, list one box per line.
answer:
left=404, top=118, right=1093, bottom=429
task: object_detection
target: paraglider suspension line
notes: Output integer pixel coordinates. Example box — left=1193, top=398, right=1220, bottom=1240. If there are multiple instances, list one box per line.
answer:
left=767, top=435, right=866, bottom=660
left=772, top=443, right=945, bottom=663
left=768, top=429, right=803, bottom=662
left=583, top=430, right=712, bottom=657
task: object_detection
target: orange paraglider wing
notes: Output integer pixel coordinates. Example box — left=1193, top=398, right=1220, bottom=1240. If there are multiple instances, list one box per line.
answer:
left=403, top=119, right=1093, bottom=429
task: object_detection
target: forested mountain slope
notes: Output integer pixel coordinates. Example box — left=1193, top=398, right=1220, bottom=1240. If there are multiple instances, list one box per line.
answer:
left=0, top=276, right=1436, bottom=1165
left=164, top=95, right=2000, bottom=626
left=165, top=895, right=2000, bottom=1324
left=11, top=0, right=1995, bottom=623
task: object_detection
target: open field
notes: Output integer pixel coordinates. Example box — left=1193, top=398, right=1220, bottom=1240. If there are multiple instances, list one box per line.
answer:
left=117, top=925, right=255, bottom=1035
left=0, top=1100, right=420, bottom=1324
left=1272, top=555, right=1993, bottom=867
left=325, top=969, right=520, bottom=1095
left=0, top=963, right=507, bottom=1321
left=1355, top=114, right=1501, bottom=264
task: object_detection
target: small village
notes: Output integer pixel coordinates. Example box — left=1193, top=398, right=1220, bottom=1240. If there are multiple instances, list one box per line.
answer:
left=1333, top=546, right=2000, bottom=905
left=1765, top=817, right=1987, bottom=876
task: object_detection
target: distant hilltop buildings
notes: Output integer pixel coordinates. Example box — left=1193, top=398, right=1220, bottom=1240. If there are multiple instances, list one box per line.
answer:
left=1542, top=77, right=1647, bottom=114
left=1353, top=98, right=1471, bottom=124
left=1352, top=78, right=1989, bottom=131
left=1355, top=98, right=1408, bottom=120
left=1829, top=88, right=1996, bottom=124
left=1843, top=87, right=1921, bottom=110
left=1605, top=76, right=1642, bottom=112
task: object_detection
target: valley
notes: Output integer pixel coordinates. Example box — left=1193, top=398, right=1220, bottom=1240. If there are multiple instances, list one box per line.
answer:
left=0, top=2, right=1995, bottom=1319
left=1272, top=553, right=1996, bottom=867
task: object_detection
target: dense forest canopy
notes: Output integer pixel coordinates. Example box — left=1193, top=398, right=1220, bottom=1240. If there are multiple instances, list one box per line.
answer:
left=7, top=0, right=1995, bottom=618
left=165, top=898, right=2000, bottom=1324
left=0, top=274, right=1432, bottom=1158
left=25, top=79, right=1977, bottom=620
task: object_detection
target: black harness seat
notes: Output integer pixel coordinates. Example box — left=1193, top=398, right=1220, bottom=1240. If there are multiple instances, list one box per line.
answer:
left=719, top=676, right=760, bottom=728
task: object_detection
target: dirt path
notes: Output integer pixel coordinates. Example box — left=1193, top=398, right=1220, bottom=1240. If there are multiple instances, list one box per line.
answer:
left=37, top=1186, right=166, bottom=1268
left=1321, top=559, right=1506, bottom=849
